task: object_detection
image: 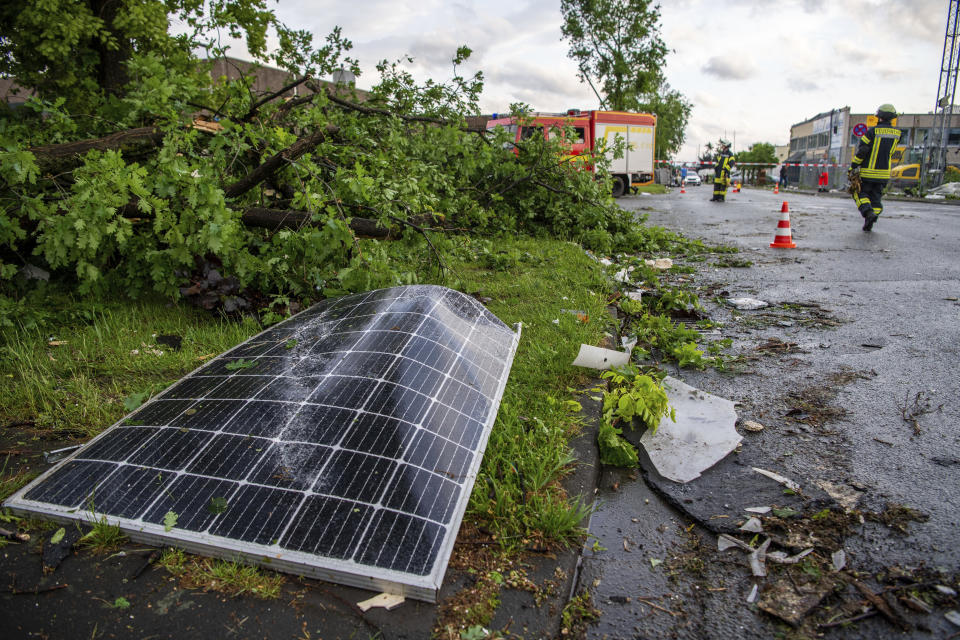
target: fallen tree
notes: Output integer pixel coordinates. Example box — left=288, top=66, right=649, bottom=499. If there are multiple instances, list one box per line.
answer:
left=0, top=22, right=644, bottom=324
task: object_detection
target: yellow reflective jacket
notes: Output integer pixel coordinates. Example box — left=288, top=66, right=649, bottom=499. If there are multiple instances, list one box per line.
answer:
left=851, top=125, right=901, bottom=180
left=715, top=151, right=735, bottom=179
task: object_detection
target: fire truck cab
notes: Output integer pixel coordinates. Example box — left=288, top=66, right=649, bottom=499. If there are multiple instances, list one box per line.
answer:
left=486, top=109, right=657, bottom=197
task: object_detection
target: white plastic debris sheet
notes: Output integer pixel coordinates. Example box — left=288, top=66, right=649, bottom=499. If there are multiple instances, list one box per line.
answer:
left=639, top=377, right=741, bottom=483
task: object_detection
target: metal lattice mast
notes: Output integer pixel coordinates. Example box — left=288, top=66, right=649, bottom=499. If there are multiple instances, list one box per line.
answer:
left=931, top=0, right=960, bottom=187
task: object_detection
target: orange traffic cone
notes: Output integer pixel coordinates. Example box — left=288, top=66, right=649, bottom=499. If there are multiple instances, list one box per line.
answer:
left=770, top=209, right=796, bottom=248
left=774, top=183, right=779, bottom=194
left=680, top=185, right=686, bottom=194
left=781, top=201, right=789, bottom=213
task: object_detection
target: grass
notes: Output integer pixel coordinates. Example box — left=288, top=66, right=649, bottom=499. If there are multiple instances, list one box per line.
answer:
left=633, top=184, right=668, bottom=194
left=0, top=456, right=37, bottom=502
left=76, top=515, right=128, bottom=553
left=1, top=223, right=734, bottom=619
left=416, top=235, right=613, bottom=548
left=0, top=295, right=261, bottom=437
left=158, top=548, right=285, bottom=599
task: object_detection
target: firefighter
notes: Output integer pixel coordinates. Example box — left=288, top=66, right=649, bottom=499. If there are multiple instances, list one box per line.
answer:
left=711, top=141, right=735, bottom=202
left=849, top=104, right=901, bottom=231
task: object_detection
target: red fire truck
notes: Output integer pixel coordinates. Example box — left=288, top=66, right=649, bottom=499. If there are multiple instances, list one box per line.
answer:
left=486, top=109, right=657, bottom=197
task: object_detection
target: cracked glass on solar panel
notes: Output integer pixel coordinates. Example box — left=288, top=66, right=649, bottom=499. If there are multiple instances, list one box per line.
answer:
left=5, top=285, right=520, bottom=602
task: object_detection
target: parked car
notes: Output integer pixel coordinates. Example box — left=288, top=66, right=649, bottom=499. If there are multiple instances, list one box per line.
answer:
left=684, top=173, right=702, bottom=186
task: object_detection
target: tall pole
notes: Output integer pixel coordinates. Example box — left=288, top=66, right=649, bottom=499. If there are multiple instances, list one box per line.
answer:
left=929, top=0, right=960, bottom=188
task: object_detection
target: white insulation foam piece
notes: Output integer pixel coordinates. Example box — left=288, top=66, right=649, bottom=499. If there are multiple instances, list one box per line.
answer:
left=572, top=344, right=631, bottom=370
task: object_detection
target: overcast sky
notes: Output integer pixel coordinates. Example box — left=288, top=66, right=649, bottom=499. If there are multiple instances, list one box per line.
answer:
left=254, top=0, right=946, bottom=160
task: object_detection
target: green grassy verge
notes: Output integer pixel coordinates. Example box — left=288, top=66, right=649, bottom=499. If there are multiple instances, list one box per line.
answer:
left=0, top=297, right=261, bottom=437
left=633, top=184, right=668, bottom=194
left=428, top=236, right=613, bottom=547
left=1, top=226, right=738, bottom=573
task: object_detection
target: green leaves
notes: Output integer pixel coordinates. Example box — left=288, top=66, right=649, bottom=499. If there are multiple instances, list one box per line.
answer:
left=597, top=421, right=638, bottom=467
left=207, top=497, right=229, bottom=515
left=123, top=391, right=150, bottom=412
left=597, top=366, right=674, bottom=467
left=163, top=510, right=178, bottom=532
left=601, top=366, right=674, bottom=433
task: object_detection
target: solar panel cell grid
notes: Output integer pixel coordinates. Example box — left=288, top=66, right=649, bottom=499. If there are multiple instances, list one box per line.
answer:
left=6, top=285, right=519, bottom=602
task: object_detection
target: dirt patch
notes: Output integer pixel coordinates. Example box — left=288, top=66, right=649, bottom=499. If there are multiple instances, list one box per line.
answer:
left=781, top=369, right=874, bottom=429
left=734, top=301, right=844, bottom=330
left=864, top=502, right=930, bottom=535
left=434, top=526, right=550, bottom=639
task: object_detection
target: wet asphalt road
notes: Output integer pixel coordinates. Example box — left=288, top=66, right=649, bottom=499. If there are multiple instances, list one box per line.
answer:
left=581, top=188, right=960, bottom=638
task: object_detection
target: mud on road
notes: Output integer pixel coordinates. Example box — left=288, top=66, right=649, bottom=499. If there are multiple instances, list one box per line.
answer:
left=580, top=190, right=960, bottom=639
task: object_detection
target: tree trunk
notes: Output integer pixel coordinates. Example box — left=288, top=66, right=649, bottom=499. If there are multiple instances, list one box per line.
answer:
left=89, top=0, right=132, bottom=96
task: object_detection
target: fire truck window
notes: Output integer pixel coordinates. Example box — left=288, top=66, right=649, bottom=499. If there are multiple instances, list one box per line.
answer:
left=519, top=125, right=544, bottom=140
left=571, top=127, right=585, bottom=144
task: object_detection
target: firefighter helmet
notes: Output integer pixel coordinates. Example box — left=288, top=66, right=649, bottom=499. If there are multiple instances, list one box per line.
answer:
left=877, top=103, right=897, bottom=120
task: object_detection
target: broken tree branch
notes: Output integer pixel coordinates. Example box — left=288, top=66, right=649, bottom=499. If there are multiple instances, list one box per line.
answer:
left=223, top=124, right=339, bottom=199
left=241, top=207, right=394, bottom=238
left=30, top=127, right=164, bottom=172
left=311, top=81, right=487, bottom=133
left=848, top=577, right=912, bottom=631
left=243, top=75, right=312, bottom=122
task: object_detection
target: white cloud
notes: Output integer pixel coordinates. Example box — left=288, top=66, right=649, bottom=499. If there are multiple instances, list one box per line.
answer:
left=228, top=0, right=946, bottom=160
left=702, top=57, right=755, bottom=80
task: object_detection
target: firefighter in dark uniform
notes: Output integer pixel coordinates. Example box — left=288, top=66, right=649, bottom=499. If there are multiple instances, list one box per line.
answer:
left=711, top=142, right=735, bottom=202
left=849, top=104, right=901, bottom=231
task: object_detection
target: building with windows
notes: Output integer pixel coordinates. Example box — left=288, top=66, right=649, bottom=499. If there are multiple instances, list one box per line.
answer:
left=785, top=107, right=960, bottom=189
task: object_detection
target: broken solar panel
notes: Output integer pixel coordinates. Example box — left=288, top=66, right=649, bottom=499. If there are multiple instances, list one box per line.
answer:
left=5, top=284, right=520, bottom=602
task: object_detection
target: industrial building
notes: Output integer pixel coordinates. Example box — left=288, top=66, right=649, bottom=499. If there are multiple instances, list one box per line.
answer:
left=785, top=106, right=960, bottom=190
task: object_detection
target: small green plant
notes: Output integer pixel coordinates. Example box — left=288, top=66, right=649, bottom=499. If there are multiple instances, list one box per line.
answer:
left=618, top=297, right=645, bottom=315
left=163, top=510, right=178, bottom=532
left=597, top=421, right=638, bottom=467
left=645, top=286, right=702, bottom=314
left=800, top=559, right=822, bottom=579
left=671, top=342, right=706, bottom=369
left=158, top=547, right=188, bottom=574
left=601, top=365, right=674, bottom=433
left=560, top=592, right=600, bottom=637
left=111, top=597, right=131, bottom=609
left=460, top=626, right=488, bottom=640
left=284, top=339, right=298, bottom=349
left=596, top=365, right=674, bottom=467
left=78, top=516, right=127, bottom=553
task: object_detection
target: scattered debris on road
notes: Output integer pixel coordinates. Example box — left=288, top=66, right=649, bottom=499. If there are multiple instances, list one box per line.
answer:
left=727, top=297, right=768, bottom=310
